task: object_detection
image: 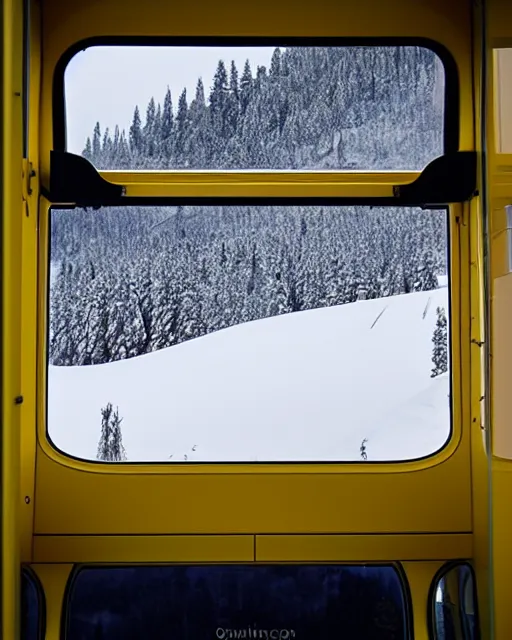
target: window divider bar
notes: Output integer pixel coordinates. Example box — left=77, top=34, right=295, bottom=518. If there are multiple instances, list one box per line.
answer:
left=46, top=150, right=477, bottom=209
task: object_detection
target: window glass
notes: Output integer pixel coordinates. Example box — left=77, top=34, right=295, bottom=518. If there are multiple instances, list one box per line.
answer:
left=64, top=45, right=445, bottom=171
left=21, top=569, right=42, bottom=640
left=65, top=564, right=409, bottom=639
left=48, top=204, right=450, bottom=463
left=494, top=49, right=512, bottom=154
left=432, top=563, right=479, bottom=639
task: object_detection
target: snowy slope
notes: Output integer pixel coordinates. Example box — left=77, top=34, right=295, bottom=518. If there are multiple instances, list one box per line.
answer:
left=48, top=286, right=450, bottom=463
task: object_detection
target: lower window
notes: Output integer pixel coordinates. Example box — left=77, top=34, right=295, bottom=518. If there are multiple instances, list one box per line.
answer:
left=64, top=564, right=410, bottom=639
left=47, top=204, right=451, bottom=463
left=21, top=568, right=44, bottom=640
left=431, top=562, right=479, bottom=639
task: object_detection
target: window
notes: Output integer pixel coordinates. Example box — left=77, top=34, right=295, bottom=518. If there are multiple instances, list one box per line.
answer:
left=47, top=204, right=451, bottom=463
left=21, top=569, right=44, bottom=640
left=64, top=564, right=410, bottom=639
left=431, top=563, right=479, bottom=639
left=62, top=44, right=446, bottom=171
left=494, top=48, right=512, bottom=154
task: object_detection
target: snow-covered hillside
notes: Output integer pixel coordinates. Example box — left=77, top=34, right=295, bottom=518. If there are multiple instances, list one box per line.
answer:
left=48, top=286, right=450, bottom=463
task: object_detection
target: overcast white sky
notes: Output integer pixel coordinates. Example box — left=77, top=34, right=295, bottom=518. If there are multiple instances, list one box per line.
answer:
left=65, top=46, right=276, bottom=154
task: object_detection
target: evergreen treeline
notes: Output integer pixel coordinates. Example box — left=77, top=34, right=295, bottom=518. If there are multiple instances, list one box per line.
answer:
left=49, top=204, right=446, bottom=366
left=50, top=46, right=447, bottom=367
left=82, top=46, right=443, bottom=171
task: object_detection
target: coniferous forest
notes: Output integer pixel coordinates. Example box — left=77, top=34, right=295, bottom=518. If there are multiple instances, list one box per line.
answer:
left=50, top=46, right=447, bottom=367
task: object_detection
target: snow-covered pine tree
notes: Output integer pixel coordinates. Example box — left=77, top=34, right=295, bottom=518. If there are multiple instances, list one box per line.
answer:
left=97, top=402, right=127, bottom=462
left=129, top=105, right=143, bottom=157
left=161, top=87, right=174, bottom=162
left=174, top=89, right=189, bottom=164
left=92, top=122, right=101, bottom=164
left=143, top=97, right=157, bottom=159
left=82, top=137, right=92, bottom=162
left=239, top=59, right=253, bottom=114
left=431, top=306, right=448, bottom=377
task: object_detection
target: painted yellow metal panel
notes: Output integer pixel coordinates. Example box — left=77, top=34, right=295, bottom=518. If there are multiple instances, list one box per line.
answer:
left=99, top=170, right=419, bottom=199
left=19, top=0, right=42, bottom=565
left=34, top=444, right=472, bottom=535
left=2, top=0, right=23, bottom=636
left=34, top=534, right=255, bottom=563
left=20, top=182, right=38, bottom=564
left=255, top=534, right=472, bottom=562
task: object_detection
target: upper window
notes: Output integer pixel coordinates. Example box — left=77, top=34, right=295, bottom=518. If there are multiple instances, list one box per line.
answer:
left=62, top=44, right=446, bottom=171
left=47, top=204, right=451, bottom=463
left=494, top=48, right=512, bottom=154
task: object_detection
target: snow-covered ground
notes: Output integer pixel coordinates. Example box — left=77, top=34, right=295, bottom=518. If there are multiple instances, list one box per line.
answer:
left=47, top=286, right=450, bottom=463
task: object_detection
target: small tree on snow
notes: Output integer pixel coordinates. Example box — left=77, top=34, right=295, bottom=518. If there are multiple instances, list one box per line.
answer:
left=97, top=403, right=127, bottom=462
left=431, top=306, right=448, bottom=378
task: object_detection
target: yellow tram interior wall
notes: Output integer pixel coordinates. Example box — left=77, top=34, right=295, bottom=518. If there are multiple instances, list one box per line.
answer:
left=33, top=0, right=474, bottom=536
left=1, top=0, right=511, bottom=637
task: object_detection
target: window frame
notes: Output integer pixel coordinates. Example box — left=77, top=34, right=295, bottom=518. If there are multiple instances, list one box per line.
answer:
left=41, top=35, right=467, bottom=472
left=52, top=35, right=459, bottom=166
left=44, top=201, right=456, bottom=468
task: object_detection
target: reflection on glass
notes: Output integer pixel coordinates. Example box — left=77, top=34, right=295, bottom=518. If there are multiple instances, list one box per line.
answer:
left=65, top=564, right=408, bottom=640
left=65, top=45, right=444, bottom=170
left=48, top=205, right=450, bottom=463
left=433, top=564, right=479, bottom=640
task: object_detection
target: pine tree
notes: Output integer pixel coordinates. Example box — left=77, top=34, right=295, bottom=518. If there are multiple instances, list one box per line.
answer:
left=209, top=60, right=229, bottom=115
left=143, top=97, right=156, bottom=158
left=82, top=137, right=92, bottom=161
left=174, top=89, right=189, bottom=162
left=161, top=87, right=174, bottom=161
left=101, top=127, right=112, bottom=168
left=92, top=122, right=101, bottom=163
left=431, top=306, right=448, bottom=377
left=97, top=403, right=127, bottom=462
left=270, top=48, right=282, bottom=77
left=129, top=105, right=143, bottom=156
left=225, top=61, right=240, bottom=135
left=229, top=61, right=239, bottom=101
left=240, top=59, right=253, bottom=114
